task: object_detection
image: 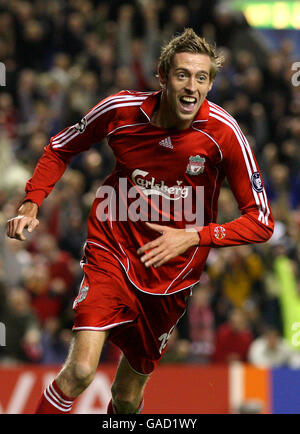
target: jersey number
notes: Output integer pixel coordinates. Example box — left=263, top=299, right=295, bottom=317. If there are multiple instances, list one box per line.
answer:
left=158, top=325, right=176, bottom=354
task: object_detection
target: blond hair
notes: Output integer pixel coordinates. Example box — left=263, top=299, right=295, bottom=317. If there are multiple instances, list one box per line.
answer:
left=158, top=28, right=223, bottom=81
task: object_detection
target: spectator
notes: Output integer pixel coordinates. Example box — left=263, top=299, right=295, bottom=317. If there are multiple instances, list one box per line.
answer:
left=0, top=287, right=42, bottom=363
left=248, top=326, right=294, bottom=368
left=188, top=282, right=215, bottom=363
left=23, top=233, right=76, bottom=325
left=40, top=317, right=71, bottom=364
left=212, top=308, right=253, bottom=363
left=207, top=246, right=265, bottom=309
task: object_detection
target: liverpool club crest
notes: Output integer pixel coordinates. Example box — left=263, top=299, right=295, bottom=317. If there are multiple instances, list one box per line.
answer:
left=73, top=282, right=89, bottom=308
left=186, top=155, right=206, bottom=175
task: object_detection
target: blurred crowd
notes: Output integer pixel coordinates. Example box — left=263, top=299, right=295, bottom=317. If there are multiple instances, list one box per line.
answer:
left=0, top=0, right=300, bottom=368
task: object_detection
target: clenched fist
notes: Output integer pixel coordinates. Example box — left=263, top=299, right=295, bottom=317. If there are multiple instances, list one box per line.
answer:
left=6, top=201, right=39, bottom=241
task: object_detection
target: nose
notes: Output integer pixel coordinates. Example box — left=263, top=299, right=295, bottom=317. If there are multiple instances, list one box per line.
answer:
left=185, top=76, right=197, bottom=93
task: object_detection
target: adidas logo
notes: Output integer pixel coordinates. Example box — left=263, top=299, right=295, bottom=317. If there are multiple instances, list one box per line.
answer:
left=159, top=137, right=173, bottom=149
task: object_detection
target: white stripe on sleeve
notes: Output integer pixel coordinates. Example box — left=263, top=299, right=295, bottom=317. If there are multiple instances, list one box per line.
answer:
left=208, top=102, right=269, bottom=225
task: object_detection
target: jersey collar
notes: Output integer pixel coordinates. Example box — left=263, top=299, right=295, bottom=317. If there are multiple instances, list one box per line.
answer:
left=140, top=90, right=209, bottom=125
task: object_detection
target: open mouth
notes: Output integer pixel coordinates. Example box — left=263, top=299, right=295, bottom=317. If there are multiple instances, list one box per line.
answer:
left=179, top=96, right=197, bottom=113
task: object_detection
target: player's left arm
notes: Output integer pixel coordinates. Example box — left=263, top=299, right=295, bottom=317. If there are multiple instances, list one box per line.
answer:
left=138, top=127, right=274, bottom=267
left=196, top=127, right=274, bottom=247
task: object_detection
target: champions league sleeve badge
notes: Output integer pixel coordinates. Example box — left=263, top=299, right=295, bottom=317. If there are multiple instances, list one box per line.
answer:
left=74, top=116, right=87, bottom=133
left=251, top=171, right=264, bottom=193
left=186, top=155, right=206, bottom=175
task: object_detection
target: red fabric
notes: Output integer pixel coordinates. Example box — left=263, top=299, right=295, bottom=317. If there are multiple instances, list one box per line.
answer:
left=72, top=242, right=191, bottom=375
left=106, top=399, right=116, bottom=414
left=0, top=107, right=18, bottom=139
left=189, top=305, right=214, bottom=343
left=35, top=380, right=74, bottom=414
left=28, top=249, right=74, bottom=324
left=212, top=323, right=253, bottom=363
left=49, top=250, right=74, bottom=287
left=22, top=90, right=274, bottom=295
left=48, top=203, right=61, bottom=237
left=31, top=294, right=63, bottom=324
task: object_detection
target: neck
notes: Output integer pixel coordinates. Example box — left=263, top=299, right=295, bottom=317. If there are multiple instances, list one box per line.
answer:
left=151, top=91, right=191, bottom=130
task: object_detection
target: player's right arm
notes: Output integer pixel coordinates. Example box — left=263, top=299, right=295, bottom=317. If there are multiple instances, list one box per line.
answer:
left=6, top=118, right=99, bottom=241
left=6, top=92, right=124, bottom=241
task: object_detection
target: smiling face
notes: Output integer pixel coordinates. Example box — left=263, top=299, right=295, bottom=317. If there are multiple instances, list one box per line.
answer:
left=158, top=52, right=213, bottom=130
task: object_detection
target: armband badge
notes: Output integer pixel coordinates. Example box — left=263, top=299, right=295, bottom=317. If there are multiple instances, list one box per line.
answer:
left=74, top=117, right=87, bottom=133
left=251, top=172, right=263, bottom=193
left=214, top=226, right=226, bottom=240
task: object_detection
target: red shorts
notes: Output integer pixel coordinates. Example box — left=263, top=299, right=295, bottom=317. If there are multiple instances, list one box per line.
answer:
left=72, top=242, right=191, bottom=375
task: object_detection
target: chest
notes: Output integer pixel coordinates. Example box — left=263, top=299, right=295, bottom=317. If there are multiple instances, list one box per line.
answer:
left=108, top=124, right=221, bottom=187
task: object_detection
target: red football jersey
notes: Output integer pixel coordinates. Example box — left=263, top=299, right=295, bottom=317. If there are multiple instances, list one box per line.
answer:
left=24, top=90, right=274, bottom=295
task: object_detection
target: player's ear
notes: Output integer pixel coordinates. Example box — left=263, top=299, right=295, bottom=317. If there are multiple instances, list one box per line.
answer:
left=208, top=79, right=214, bottom=92
left=157, top=67, right=167, bottom=89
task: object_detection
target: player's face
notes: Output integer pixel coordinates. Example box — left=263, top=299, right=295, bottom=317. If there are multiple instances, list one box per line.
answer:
left=160, top=52, right=213, bottom=129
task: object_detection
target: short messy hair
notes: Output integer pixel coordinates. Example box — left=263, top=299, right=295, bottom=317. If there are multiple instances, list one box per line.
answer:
left=158, top=28, right=223, bottom=81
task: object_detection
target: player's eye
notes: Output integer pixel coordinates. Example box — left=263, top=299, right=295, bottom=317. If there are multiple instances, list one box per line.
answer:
left=177, top=72, right=187, bottom=80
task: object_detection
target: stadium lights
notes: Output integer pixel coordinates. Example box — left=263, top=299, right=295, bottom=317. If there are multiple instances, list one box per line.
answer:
left=233, top=1, right=300, bottom=29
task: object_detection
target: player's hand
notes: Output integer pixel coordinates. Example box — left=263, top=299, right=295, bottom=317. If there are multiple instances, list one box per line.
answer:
left=137, top=222, right=200, bottom=268
left=6, top=201, right=39, bottom=241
